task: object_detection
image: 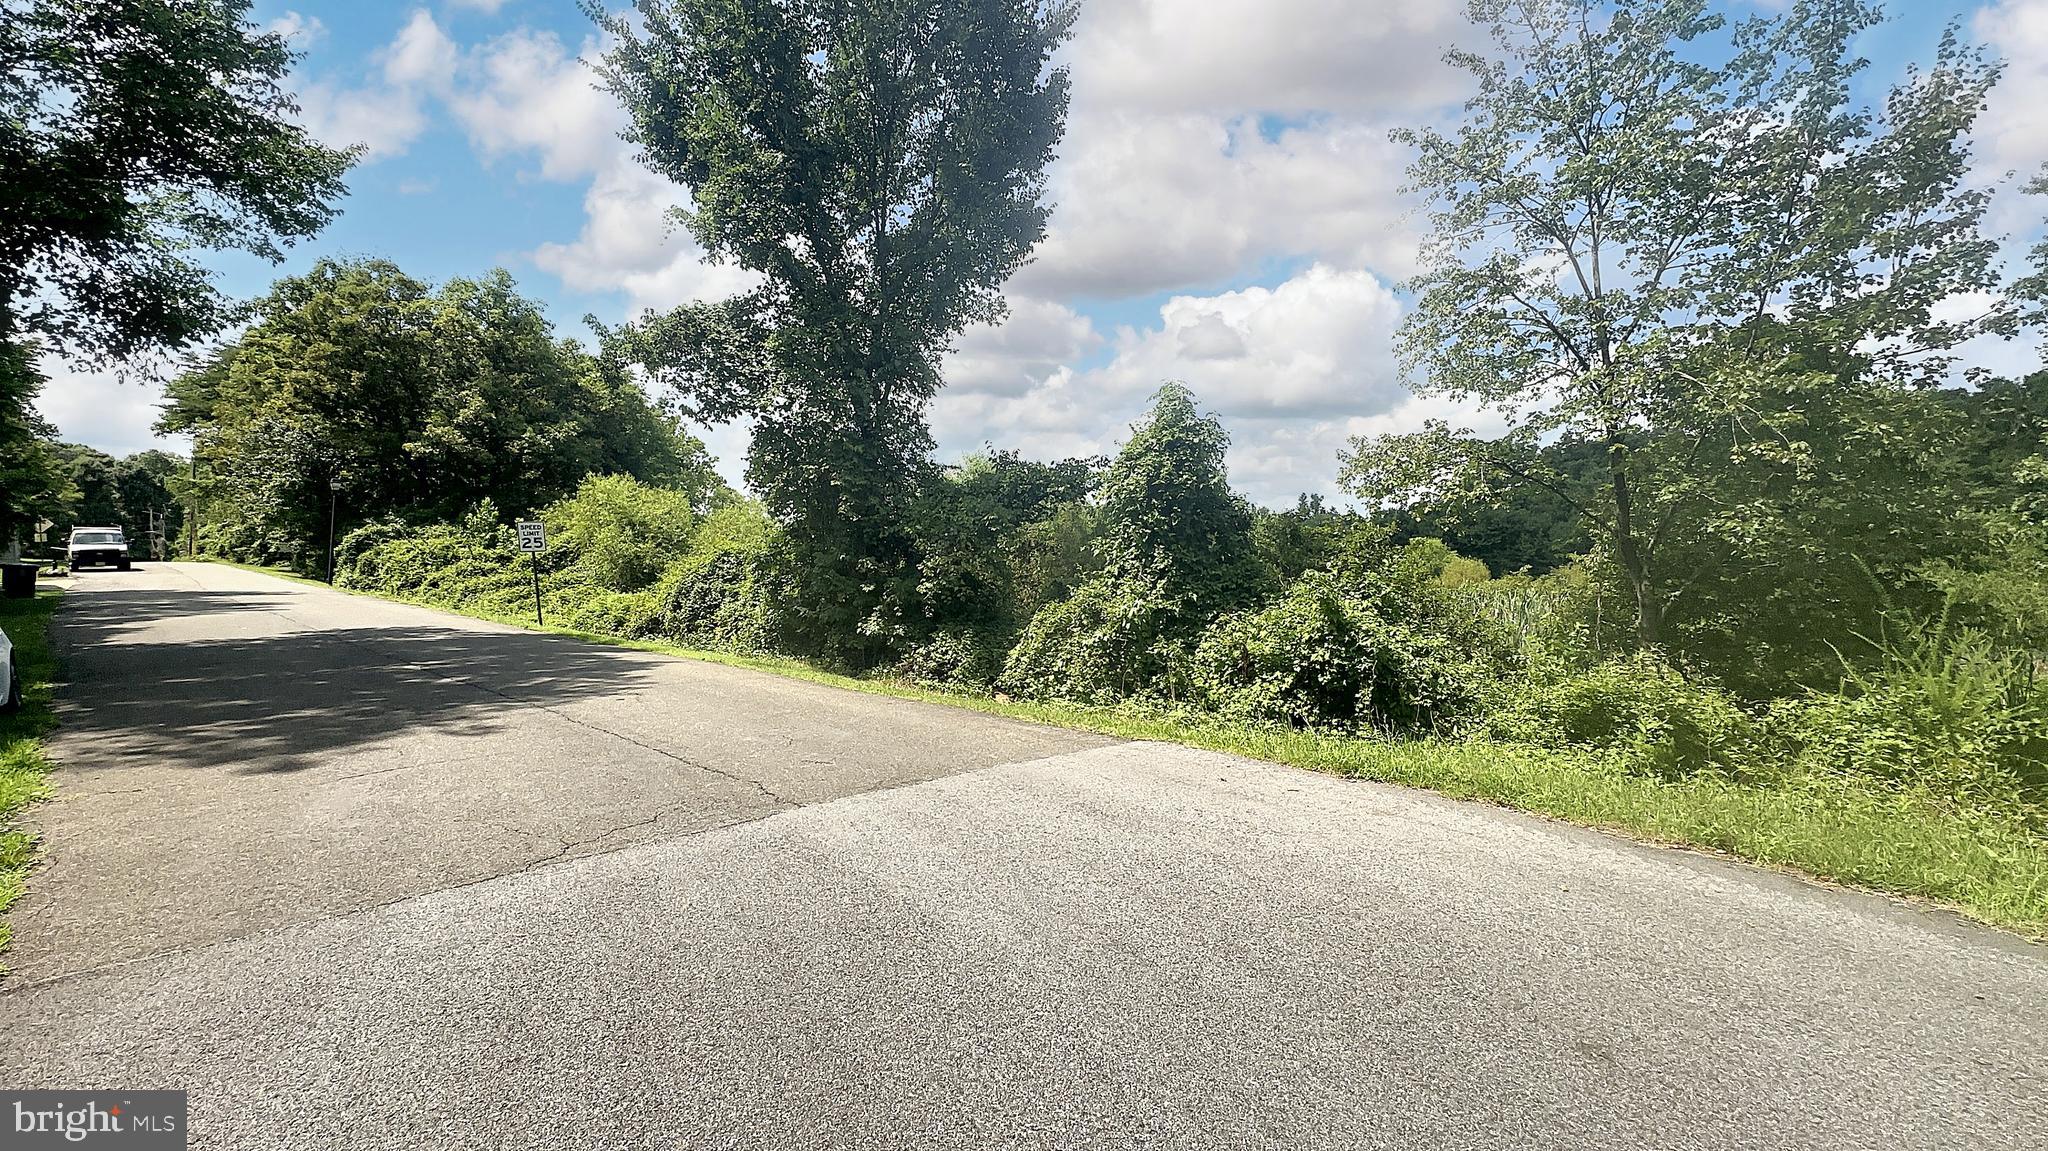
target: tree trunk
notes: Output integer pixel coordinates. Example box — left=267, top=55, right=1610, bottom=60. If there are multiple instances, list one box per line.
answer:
left=1607, top=446, right=1662, bottom=649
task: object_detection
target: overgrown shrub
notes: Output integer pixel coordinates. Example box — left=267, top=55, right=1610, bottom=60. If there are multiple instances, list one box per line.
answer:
left=342, top=524, right=489, bottom=600
left=1756, top=621, right=2047, bottom=821
left=999, top=577, right=1188, bottom=704
left=654, top=552, right=778, bottom=651
left=332, top=515, right=416, bottom=576
left=1192, top=573, right=1495, bottom=735
left=892, top=630, right=1008, bottom=692
left=1096, top=384, right=1271, bottom=617
left=650, top=502, right=782, bottom=652
left=1449, top=557, right=1627, bottom=670
left=562, top=590, right=662, bottom=638
left=909, top=452, right=1100, bottom=647
left=682, top=501, right=775, bottom=568
left=1011, top=501, right=1104, bottom=618
left=541, top=474, right=697, bottom=591
left=1482, top=656, right=1753, bottom=780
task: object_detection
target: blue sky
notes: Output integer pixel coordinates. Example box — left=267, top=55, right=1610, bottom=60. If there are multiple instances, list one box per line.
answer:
left=37, top=0, right=2048, bottom=506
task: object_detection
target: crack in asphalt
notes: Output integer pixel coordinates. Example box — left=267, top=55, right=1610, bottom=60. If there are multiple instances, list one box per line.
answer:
left=0, top=805, right=790, bottom=995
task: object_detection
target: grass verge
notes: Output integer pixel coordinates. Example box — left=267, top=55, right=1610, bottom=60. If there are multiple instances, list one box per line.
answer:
left=0, top=586, right=62, bottom=962
left=615, top=648, right=2048, bottom=937
left=185, top=558, right=2048, bottom=939
left=188, top=554, right=332, bottom=588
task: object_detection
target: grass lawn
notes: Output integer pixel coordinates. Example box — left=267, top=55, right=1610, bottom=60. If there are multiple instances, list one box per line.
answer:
left=181, top=557, right=2048, bottom=938
left=0, top=586, right=61, bottom=961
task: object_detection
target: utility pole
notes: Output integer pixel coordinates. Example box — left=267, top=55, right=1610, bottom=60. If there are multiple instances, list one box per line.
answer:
left=188, top=449, right=199, bottom=559
left=326, top=479, right=342, bottom=583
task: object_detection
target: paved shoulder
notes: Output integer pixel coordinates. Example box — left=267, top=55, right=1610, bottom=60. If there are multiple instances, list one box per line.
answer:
left=7, top=562, right=1106, bottom=982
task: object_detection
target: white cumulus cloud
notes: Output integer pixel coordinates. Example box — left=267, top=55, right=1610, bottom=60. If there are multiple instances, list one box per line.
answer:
left=1977, top=0, right=2048, bottom=182
left=266, top=11, right=326, bottom=49
left=292, top=9, right=457, bottom=161
left=1008, top=0, right=1471, bottom=300
left=31, top=359, right=176, bottom=459
left=932, top=266, right=1440, bottom=505
left=1068, top=0, right=1467, bottom=117
left=447, top=25, right=758, bottom=313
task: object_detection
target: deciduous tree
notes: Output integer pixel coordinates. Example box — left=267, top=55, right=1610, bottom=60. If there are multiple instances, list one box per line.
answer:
left=1344, top=0, right=2003, bottom=690
left=590, top=0, right=1075, bottom=663
left=163, top=261, right=718, bottom=569
left=0, top=0, right=351, bottom=543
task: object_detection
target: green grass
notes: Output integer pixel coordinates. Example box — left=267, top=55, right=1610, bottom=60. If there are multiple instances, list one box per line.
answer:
left=185, top=558, right=2048, bottom=938
left=187, top=553, right=332, bottom=588
left=0, top=586, right=62, bottom=961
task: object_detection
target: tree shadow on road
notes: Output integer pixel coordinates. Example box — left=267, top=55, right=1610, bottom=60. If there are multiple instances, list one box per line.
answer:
left=51, top=588, right=669, bottom=774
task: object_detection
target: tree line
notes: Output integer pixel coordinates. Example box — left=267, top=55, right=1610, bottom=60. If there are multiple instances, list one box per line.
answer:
left=159, top=261, right=723, bottom=569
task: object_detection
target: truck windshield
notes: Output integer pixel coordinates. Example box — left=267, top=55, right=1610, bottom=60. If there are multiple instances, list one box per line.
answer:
left=72, top=532, right=123, bottom=546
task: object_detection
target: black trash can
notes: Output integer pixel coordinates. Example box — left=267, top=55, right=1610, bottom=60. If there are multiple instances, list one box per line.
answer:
left=1, top=562, right=37, bottom=598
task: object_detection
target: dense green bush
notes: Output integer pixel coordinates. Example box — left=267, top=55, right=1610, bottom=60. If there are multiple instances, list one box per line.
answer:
left=1253, top=495, right=1363, bottom=582
left=655, top=552, right=777, bottom=651
left=542, top=474, right=698, bottom=592
left=1010, top=500, right=1104, bottom=619
left=999, top=577, right=1187, bottom=704
left=997, top=388, right=1275, bottom=705
left=1097, top=384, right=1271, bottom=617
left=1449, top=558, right=1628, bottom=670
left=1192, top=573, right=1494, bottom=735
left=340, top=493, right=784, bottom=653
left=341, top=502, right=558, bottom=619
left=908, top=451, right=1099, bottom=649
left=1482, top=656, right=1753, bottom=781
left=650, top=503, right=782, bottom=652
left=561, top=589, right=661, bottom=638
left=1756, top=622, right=2047, bottom=821
left=341, top=524, right=485, bottom=600
left=681, top=501, right=775, bottom=568
left=893, top=630, right=1008, bottom=692
left=332, top=515, right=416, bottom=576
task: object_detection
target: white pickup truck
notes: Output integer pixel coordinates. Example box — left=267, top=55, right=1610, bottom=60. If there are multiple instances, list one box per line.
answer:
left=67, top=526, right=131, bottom=571
left=0, top=625, right=17, bottom=714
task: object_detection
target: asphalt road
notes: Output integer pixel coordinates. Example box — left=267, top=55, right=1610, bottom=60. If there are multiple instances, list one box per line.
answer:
left=2, top=562, right=2044, bottom=1150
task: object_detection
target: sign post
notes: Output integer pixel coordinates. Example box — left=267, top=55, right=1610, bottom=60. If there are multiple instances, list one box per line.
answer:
left=515, top=520, right=546, bottom=626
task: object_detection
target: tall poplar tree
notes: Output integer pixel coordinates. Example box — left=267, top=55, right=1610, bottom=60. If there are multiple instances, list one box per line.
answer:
left=590, top=0, right=1075, bottom=663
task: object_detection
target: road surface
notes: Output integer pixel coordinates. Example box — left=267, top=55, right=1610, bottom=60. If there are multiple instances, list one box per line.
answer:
left=2, top=562, right=2043, bottom=1149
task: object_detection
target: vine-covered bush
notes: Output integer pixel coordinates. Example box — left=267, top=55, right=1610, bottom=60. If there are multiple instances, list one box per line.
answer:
left=541, top=474, right=698, bottom=592
left=1482, top=656, right=1753, bottom=780
left=342, top=524, right=500, bottom=602
left=656, top=551, right=778, bottom=651
left=561, top=589, right=662, bottom=638
left=650, top=502, right=782, bottom=652
left=332, top=516, right=416, bottom=577
left=1191, top=573, right=1495, bottom=735
left=893, top=630, right=1008, bottom=692
left=999, top=577, right=1186, bottom=704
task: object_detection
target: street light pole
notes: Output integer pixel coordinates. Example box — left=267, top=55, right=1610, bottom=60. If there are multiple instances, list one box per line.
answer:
left=326, top=480, right=341, bottom=584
